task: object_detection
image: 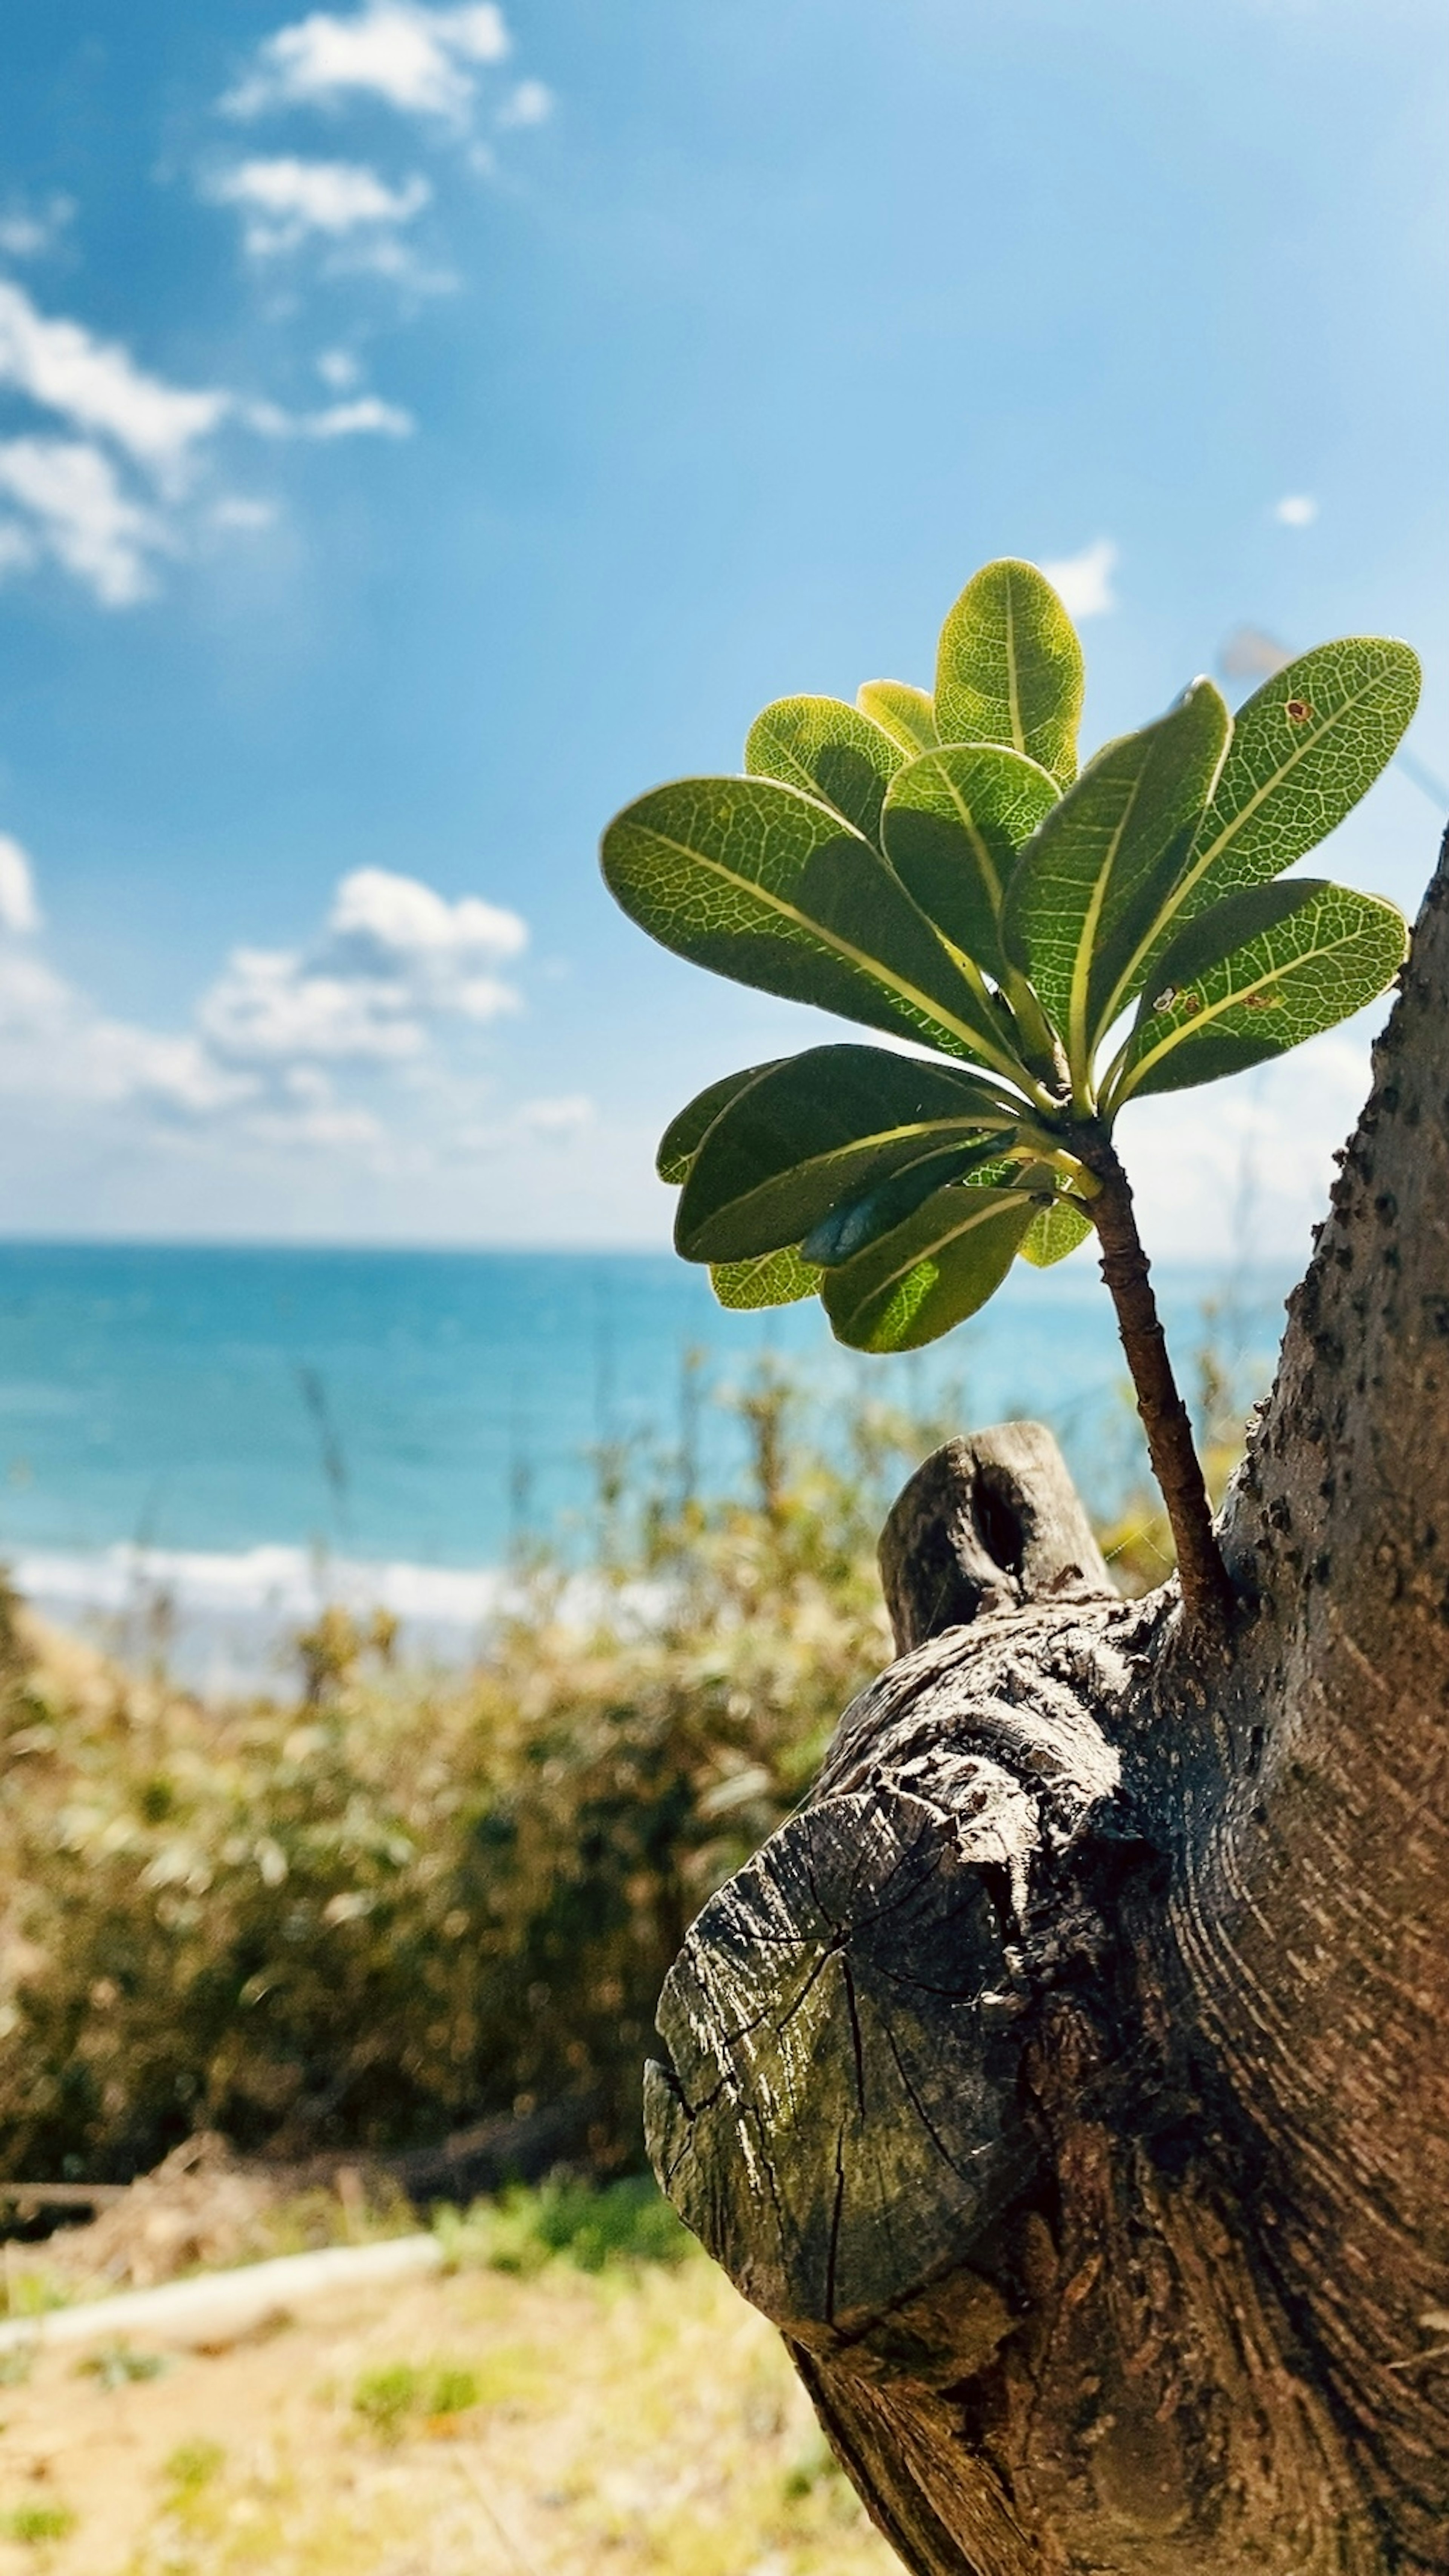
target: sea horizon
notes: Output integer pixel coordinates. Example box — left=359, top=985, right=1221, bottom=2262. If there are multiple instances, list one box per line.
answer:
left=0, top=1240, right=1297, bottom=1692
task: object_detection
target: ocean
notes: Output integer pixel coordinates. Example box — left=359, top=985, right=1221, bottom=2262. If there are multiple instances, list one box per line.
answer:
left=0, top=1243, right=1295, bottom=1691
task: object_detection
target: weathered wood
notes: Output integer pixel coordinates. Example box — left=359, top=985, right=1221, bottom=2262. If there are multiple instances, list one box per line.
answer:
left=646, top=828, right=1449, bottom=2573
left=878, top=1420, right=1112, bottom=1653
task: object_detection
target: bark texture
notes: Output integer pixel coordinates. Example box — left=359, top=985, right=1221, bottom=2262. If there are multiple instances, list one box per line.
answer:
left=645, top=836, right=1449, bottom=2574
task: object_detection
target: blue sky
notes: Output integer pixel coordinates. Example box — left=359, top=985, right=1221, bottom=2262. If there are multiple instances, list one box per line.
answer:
left=0, top=0, right=1444, bottom=1254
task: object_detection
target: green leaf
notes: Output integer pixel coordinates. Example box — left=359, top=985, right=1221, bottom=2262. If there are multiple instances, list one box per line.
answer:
left=1107, top=879, right=1408, bottom=1107
left=801, top=1136, right=1017, bottom=1267
left=675, top=1044, right=1014, bottom=1262
left=600, top=775, right=1031, bottom=1080
left=1109, top=638, right=1421, bottom=1014
left=1019, top=1198, right=1093, bottom=1267
left=856, top=681, right=938, bottom=754
left=934, top=559, right=1084, bottom=786
left=882, top=742, right=1059, bottom=978
left=746, top=696, right=903, bottom=848
left=823, top=1183, right=1034, bottom=1351
left=656, top=1062, right=785, bottom=1183
left=710, top=1248, right=822, bottom=1309
left=1001, top=679, right=1231, bottom=1081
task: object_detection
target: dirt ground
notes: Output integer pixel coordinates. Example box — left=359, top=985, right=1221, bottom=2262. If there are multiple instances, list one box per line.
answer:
left=0, top=2248, right=901, bottom=2575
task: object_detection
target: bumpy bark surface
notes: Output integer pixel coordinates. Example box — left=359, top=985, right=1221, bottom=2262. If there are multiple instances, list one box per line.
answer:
left=645, top=837, right=1449, bottom=2573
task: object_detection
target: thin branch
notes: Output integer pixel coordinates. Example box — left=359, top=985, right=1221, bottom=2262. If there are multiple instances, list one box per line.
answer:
left=1080, top=1130, right=1234, bottom=1641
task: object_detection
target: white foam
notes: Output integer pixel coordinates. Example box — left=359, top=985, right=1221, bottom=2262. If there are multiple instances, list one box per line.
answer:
left=11, top=1542, right=669, bottom=1697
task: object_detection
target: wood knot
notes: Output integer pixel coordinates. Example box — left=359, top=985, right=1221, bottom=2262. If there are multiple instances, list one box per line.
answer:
left=878, top=1422, right=1114, bottom=1654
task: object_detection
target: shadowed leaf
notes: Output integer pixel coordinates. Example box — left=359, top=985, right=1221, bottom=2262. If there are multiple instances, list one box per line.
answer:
left=656, top=1062, right=785, bottom=1184
left=675, top=1044, right=1013, bottom=1262
left=822, top=1186, right=1034, bottom=1351
left=601, top=775, right=1029, bottom=1077
left=1108, top=878, right=1407, bottom=1106
left=883, top=742, right=1059, bottom=978
left=801, top=1136, right=1017, bottom=1267
left=746, top=696, right=903, bottom=848
left=935, top=559, right=1084, bottom=786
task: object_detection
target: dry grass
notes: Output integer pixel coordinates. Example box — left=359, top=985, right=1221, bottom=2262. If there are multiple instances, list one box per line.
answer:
left=0, top=2244, right=900, bottom=2575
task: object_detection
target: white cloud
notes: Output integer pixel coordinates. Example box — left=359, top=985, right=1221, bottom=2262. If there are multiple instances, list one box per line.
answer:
left=223, top=2, right=511, bottom=123
left=0, top=438, right=169, bottom=605
left=200, top=947, right=428, bottom=1062
left=0, top=272, right=417, bottom=604
left=0, top=938, right=256, bottom=1115
left=0, top=836, right=40, bottom=935
left=1275, top=493, right=1318, bottom=527
left=208, top=156, right=431, bottom=256
left=245, top=391, right=415, bottom=440
left=200, top=866, right=526, bottom=1067
left=0, top=849, right=532, bottom=1163
left=211, top=494, right=280, bottom=532
left=1037, top=536, right=1118, bottom=620
left=497, top=78, right=553, bottom=128
left=317, top=346, right=362, bottom=389
left=0, top=197, right=75, bottom=260
left=0, top=279, right=226, bottom=483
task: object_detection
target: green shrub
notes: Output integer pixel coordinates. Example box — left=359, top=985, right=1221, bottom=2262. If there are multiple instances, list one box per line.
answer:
left=1, top=2502, right=76, bottom=2544
left=351, top=2362, right=421, bottom=2440
left=437, top=2174, right=690, bottom=2277
left=162, top=2439, right=226, bottom=2495
left=0, top=1378, right=926, bottom=2181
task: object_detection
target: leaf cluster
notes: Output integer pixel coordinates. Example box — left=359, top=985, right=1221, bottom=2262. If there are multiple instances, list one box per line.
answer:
left=603, top=560, right=1417, bottom=1350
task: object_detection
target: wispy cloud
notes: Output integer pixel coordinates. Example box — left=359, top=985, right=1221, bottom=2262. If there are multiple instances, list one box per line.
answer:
left=0, top=273, right=414, bottom=602
left=245, top=392, right=414, bottom=439
left=0, top=848, right=534, bottom=1158
left=222, top=2, right=511, bottom=125
left=1274, top=493, right=1318, bottom=527
left=496, top=77, right=553, bottom=129
left=0, top=836, right=41, bottom=935
left=0, top=197, right=75, bottom=262
left=1037, top=536, right=1118, bottom=620
left=207, top=156, right=431, bottom=257
left=0, top=279, right=226, bottom=482
left=0, top=437, right=170, bottom=605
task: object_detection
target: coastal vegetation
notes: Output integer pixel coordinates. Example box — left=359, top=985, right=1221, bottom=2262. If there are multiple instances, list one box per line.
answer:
left=0, top=1369, right=1224, bottom=2186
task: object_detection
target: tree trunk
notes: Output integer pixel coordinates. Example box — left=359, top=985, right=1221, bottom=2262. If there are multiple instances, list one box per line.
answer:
left=644, top=829, right=1449, bottom=2573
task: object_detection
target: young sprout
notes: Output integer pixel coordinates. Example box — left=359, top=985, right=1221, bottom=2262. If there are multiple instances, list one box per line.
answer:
left=601, top=560, right=1418, bottom=1638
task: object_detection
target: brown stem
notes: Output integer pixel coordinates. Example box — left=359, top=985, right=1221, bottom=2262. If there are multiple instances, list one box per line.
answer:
left=1079, top=1131, right=1233, bottom=1641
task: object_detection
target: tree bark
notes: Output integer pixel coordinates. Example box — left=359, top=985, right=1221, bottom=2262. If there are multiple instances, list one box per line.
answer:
left=645, top=832, right=1449, bottom=2573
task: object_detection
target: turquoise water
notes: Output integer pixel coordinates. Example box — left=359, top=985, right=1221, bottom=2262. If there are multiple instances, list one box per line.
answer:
left=0, top=1244, right=1294, bottom=1683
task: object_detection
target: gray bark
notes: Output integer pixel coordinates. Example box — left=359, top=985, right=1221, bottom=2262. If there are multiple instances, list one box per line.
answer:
left=644, top=833, right=1449, bottom=2573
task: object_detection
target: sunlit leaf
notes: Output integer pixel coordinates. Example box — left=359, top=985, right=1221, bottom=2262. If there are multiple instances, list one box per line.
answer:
left=656, top=1062, right=784, bottom=1183
left=1002, top=679, right=1230, bottom=1079
left=675, top=1044, right=1013, bottom=1261
left=934, top=559, right=1084, bottom=786
left=882, top=742, right=1059, bottom=978
left=856, top=680, right=938, bottom=754
left=746, top=695, right=903, bottom=847
left=1109, top=638, right=1421, bottom=1016
left=822, top=1185, right=1034, bottom=1352
left=1108, top=879, right=1407, bottom=1107
left=601, top=775, right=1031, bottom=1078
left=1019, top=1198, right=1093, bottom=1267
left=710, top=1248, right=822, bottom=1309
